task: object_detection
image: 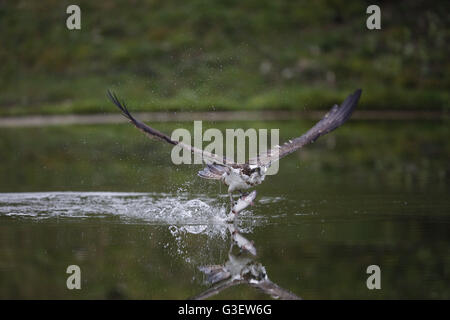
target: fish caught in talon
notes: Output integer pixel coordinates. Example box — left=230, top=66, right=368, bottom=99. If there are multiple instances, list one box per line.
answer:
left=225, top=190, right=257, bottom=221
left=231, top=190, right=257, bottom=215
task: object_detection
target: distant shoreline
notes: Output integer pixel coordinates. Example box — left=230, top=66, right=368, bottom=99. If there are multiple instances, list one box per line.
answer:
left=0, top=110, right=447, bottom=127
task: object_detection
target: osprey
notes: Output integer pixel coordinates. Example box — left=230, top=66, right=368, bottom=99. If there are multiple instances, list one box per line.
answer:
left=108, top=89, right=361, bottom=205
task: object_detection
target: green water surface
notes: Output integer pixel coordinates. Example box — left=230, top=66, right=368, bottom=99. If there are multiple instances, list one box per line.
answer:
left=0, top=120, right=448, bottom=299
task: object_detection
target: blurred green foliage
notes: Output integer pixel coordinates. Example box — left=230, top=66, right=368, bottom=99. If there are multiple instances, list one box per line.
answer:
left=0, top=0, right=449, bottom=115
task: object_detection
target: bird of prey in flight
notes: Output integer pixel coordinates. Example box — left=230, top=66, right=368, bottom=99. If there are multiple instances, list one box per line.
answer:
left=108, top=89, right=361, bottom=206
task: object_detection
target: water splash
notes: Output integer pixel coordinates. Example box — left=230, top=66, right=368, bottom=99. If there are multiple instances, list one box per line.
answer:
left=0, top=191, right=280, bottom=263
left=0, top=192, right=229, bottom=224
left=1, top=191, right=283, bottom=223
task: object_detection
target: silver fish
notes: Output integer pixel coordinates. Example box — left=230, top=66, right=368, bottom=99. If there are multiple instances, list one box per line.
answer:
left=228, top=224, right=257, bottom=256
left=231, top=190, right=257, bottom=214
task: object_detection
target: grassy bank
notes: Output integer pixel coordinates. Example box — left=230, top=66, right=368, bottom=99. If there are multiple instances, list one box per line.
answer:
left=0, top=1, right=448, bottom=116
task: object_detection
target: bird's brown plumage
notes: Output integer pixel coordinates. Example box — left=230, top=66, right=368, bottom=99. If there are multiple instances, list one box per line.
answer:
left=247, top=89, right=361, bottom=166
left=107, top=89, right=361, bottom=172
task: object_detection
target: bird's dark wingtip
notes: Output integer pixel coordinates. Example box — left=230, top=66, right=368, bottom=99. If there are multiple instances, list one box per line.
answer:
left=343, top=88, right=362, bottom=110
left=106, top=89, right=133, bottom=120
left=352, top=88, right=362, bottom=107
left=333, top=88, right=362, bottom=125
left=106, top=89, right=116, bottom=102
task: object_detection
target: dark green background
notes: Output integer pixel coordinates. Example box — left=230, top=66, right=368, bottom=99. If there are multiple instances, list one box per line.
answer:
left=0, top=120, right=448, bottom=299
left=0, top=0, right=448, bottom=115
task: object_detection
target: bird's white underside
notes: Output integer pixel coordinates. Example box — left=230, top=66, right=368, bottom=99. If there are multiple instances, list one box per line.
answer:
left=223, top=167, right=267, bottom=193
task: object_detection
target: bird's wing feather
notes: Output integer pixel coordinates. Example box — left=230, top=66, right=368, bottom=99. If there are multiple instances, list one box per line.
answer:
left=197, top=163, right=229, bottom=180
left=107, top=90, right=236, bottom=166
left=248, top=89, right=362, bottom=167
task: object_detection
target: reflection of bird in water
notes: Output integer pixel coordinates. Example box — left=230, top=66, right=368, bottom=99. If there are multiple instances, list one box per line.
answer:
left=108, top=89, right=361, bottom=207
left=191, top=192, right=300, bottom=300
left=191, top=226, right=300, bottom=300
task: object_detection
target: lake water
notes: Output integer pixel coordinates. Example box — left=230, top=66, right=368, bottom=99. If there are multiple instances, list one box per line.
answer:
left=0, top=120, right=448, bottom=299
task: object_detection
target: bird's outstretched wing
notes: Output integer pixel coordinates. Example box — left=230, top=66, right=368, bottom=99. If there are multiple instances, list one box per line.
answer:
left=107, top=90, right=235, bottom=166
left=248, top=89, right=362, bottom=167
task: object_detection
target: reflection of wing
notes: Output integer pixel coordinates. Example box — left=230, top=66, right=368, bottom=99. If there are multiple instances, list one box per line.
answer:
left=195, top=261, right=301, bottom=300
left=190, top=279, right=245, bottom=300
left=107, top=90, right=236, bottom=166
left=191, top=278, right=301, bottom=300
left=198, top=265, right=231, bottom=284
left=248, top=89, right=361, bottom=167
left=251, top=280, right=301, bottom=300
